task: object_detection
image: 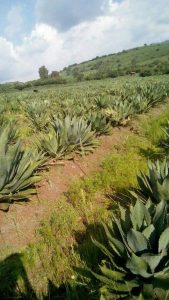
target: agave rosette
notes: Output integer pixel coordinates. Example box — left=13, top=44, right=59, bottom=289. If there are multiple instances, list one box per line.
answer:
left=134, top=159, right=169, bottom=207
left=0, top=127, right=44, bottom=211
left=39, top=115, right=98, bottom=158
left=92, top=199, right=169, bottom=299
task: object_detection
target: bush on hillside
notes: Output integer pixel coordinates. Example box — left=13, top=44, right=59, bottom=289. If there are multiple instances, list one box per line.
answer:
left=140, top=68, right=153, bottom=77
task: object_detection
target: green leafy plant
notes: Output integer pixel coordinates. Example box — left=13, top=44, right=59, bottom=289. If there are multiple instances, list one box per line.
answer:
left=38, top=128, right=75, bottom=159
left=161, top=122, right=169, bottom=149
left=92, top=199, right=169, bottom=299
left=26, top=101, right=50, bottom=131
left=111, top=99, right=134, bottom=124
left=0, top=123, right=19, bottom=144
left=138, top=83, right=168, bottom=105
left=39, top=115, right=98, bottom=158
left=134, top=159, right=169, bottom=206
left=95, top=96, right=110, bottom=109
left=86, top=112, right=111, bottom=136
left=0, top=127, right=44, bottom=211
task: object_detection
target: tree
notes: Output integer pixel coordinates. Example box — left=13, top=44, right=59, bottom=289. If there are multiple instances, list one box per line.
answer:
left=38, top=66, right=49, bottom=79
left=66, top=68, right=72, bottom=76
left=139, top=68, right=153, bottom=77
left=131, top=58, right=137, bottom=66
left=72, top=67, right=79, bottom=77
left=72, top=68, right=84, bottom=81
left=51, top=71, right=59, bottom=78
left=76, top=72, right=84, bottom=81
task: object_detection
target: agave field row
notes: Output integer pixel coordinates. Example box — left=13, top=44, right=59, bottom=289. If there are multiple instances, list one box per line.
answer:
left=0, top=76, right=169, bottom=211
left=88, top=79, right=169, bottom=299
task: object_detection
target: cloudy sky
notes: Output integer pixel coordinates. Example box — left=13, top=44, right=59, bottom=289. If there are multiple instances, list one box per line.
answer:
left=0, top=0, right=169, bottom=82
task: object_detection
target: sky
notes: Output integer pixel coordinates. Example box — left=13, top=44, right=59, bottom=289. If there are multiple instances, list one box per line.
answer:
left=0, top=0, right=169, bottom=82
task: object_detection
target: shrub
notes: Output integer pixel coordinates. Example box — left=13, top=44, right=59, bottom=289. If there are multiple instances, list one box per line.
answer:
left=140, top=69, right=153, bottom=77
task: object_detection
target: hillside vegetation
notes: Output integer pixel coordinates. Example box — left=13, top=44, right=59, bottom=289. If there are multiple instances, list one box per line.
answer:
left=0, top=42, right=169, bottom=92
left=61, top=42, right=169, bottom=81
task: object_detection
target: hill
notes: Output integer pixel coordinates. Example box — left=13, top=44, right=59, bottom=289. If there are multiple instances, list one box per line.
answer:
left=61, top=42, right=169, bottom=81
left=0, top=42, right=169, bottom=92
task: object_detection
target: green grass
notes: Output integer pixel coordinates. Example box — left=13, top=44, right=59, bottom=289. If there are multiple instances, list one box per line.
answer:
left=140, top=100, right=169, bottom=146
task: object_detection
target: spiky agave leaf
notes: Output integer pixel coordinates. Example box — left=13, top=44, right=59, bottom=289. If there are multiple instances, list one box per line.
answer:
left=86, top=112, right=111, bottom=136
left=134, top=159, right=169, bottom=206
left=55, top=115, right=98, bottom=154
left=161, top=122, right=169, bottom=149
left=0, top=122, right=19, bottom=144
left=0, top=127, right=44, bottom=211
left=39, top=115, right=98, bottom=158
left=138, top=83, right=168, bottom=105
left=38, top=128, right=75, bottom=159
left=26, top=101, right=50, bottom=131
left=104, top=100, right=134, bottom=125
left=95, top=96, right=111, bottom=109
left=91, top=199, right=169, bottom=299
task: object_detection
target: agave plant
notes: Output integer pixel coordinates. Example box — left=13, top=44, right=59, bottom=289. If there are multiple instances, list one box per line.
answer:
left=134, top=159, right=169, bottom=207
left=38, top=128, right=75, bottom=159
left=104, top=100, right=133, bottom=125
left=39, top=115, right=98, bottom=158
left=26, top=101, right=50, bottom=131
left=161, top=122, right=169, bottom=150
left=0, top=127, right=44, bottom=211
left=0, top=123, right=19, bottom=144
left=112, top=82, right=168, bottom=119
left=86, top=112, right=111, bottom=136
left=138, top=83, right=168, bottom=105
left=95, top=96, right=110, bottom=109
left=130, top=95, right=153, bottom=114
left=92, top=199, right=169, bottom=299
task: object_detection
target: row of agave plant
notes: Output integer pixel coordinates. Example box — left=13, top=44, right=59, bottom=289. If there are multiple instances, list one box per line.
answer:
left=0, top=112, right=116, bottom=211
left=25, top=81, right=168, bottom=130
left=0, top=113, right=112, bottom=211
left=38, top=114, right=110, bottom=159
left=0, top=81, right=168, bottom=213
left=0, top=81, right=168, bottom=133
left=88, top=142, right=169, bottom=298
left=24, top=82, right=169, bottom=159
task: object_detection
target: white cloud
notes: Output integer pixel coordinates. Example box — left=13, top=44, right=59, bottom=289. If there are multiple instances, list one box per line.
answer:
left=35, top=0, right=109, bottom=31
left=1, top=0, right=169, bottom=82
left=0, top=37, right=19, bottom=82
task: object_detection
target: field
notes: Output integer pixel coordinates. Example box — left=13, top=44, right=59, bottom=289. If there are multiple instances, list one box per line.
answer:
left=0, top=74, right=169, bottom=299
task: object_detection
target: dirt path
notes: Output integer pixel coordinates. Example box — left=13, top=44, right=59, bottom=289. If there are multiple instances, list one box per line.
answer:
left=0, top=126, right=132, bottom=252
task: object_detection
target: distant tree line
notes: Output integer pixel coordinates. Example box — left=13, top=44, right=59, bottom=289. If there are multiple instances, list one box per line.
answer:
left=38, top=66, right=61, bottom=80
left=14, top=66, right=66, bottom=91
